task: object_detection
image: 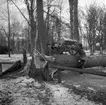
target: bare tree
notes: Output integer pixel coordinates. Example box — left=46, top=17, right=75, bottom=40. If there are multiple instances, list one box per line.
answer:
left=98, top=10, right=106, bottom=54
left=24, top=0, right=37, bottom=77
left=11, top=17, right=22, bottom=52
left=97, top=8, right=104, bottom=54
left=85, top=4, right=98, bottom=55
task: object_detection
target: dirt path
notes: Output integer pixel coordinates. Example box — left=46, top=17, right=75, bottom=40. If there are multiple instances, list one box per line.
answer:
left=45, top=83, right=101, bottom=105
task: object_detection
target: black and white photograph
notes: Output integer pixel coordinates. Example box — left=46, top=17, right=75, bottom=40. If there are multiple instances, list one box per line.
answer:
left=0, top=0, right=106, bottom=105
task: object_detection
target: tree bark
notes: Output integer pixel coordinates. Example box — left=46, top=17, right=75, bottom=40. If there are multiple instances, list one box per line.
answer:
left=45, top=54, right=106, bottom=68
left=73, top=0, right=79, bottom=41
left=83, top=56, right=106, bottom=68
left=69, top=0, right=74, bottom=39
left=36, top=0, right=47, bottom=54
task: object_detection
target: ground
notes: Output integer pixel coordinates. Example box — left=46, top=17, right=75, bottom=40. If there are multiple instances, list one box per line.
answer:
left=0, top=76, right=103, bottom=105
left=0, top=53, right=106, bottom=105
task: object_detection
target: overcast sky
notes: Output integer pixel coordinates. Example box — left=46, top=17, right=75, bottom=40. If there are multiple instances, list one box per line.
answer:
left=79, top=0, right=106, bottom=7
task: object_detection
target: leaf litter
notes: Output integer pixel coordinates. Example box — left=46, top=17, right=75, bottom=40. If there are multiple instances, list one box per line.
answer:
left=0, top=76, right=104, bottom=105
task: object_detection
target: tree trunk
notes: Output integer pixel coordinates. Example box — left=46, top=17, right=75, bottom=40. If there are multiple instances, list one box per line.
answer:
left=100, top=46, right=103, bottom=54
left=41, top=54, right=106, bottom=80
left=45, top=54, right=106, bottom=68
left=7, top=0, right=11, bottom=57
left=100, top=35, right=103, bottom=54
left=69, top=0, right=74, bottom=39
left=56, top=18, right=61, bottom=41
left=36, top=0, right=47, bottom=54
left=69, top=0, right=79, bottom=41
left=24, top=0, right=38, bottom=79
left=73, top=0, right=79, bottom=41
left=50, top=54, right=79, bottom=67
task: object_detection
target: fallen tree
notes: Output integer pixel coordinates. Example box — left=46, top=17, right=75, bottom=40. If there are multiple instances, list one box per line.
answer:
left=44, top=54, right=106, bottom=68
left=1, top=48, right=106, bottom=82
left=83, top=55, right=106, bottom=68
left=0, top=60, right=22, bottom=78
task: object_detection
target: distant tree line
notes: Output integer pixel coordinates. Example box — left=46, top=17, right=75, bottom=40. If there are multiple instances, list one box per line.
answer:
left=82, top=4, right=106, bottom=54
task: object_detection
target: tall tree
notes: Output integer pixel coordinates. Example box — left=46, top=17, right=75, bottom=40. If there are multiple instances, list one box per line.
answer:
left=24, top=0, right=37, bottom=74
left=73, top=0, right=79, bottom=41
left=69, top=0, right=74, bottom=39
left=68, top=0, right=79, bottom=41
left=36, top=0, right=47, bottom=54
left=86, top=5, right=98, bottom=55
left=7, top=0, right=11, bottom=57
left=97, top=8, right=104, bottom=54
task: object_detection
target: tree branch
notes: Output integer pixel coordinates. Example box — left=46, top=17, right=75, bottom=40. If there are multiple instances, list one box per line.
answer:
left=10, top=0, right=30, bottom=26
left=43, top=10, right=71, bottom=28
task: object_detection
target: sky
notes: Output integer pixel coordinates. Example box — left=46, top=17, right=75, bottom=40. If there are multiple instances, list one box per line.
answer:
left=79, top=0, right=106, bottom=7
